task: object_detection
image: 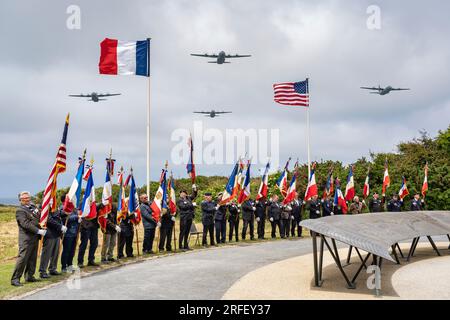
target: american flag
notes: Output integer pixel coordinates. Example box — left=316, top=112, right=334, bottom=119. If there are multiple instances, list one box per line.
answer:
left=39, top=114, right=69, bottom=228
left=273, top=79, right=309, bottom=107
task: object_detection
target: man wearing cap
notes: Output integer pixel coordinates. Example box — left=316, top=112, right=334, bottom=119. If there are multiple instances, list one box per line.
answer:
left=201, top=193, right=216, bottom=246
left=140, top=193, right=157, bottom=254
left=241, top=198, right=256, bottom=240
left=214, top=194, right=227, bottom=244
left=321, top=195, right=333, bottom=217
left=280, top=203, right=292, bottom=239
left=308, top=195, right=322, bottom=219
left=268, top=195, right=282, bottom=238
left=410, top=193, right=424, bottom=211
left=255, top=198, right=268, bottom=240
left=11, top=191, right=47, bottom=286
left=348, top=196, right=365, bottom=215
left=368, top=193, right=383, bottom=213
left=291, top=194, right=303, bottom=237
left=387, top=194, right=403, bottom=212
left=159, top=204, right=176, bottom=252
left=177, top=184, right=198, bottom=250
left=228, top=201, right=240, bottom=242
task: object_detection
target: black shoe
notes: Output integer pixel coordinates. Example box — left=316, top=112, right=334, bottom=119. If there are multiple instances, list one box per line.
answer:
left=49, top=271, right=61, bottom=276
left=107, top=258, right=116, bottom=262
left=127, top=254, right=135, bottom=258
left=88, top=261, right=100, bottom=267
left=25, top=277, right=39, bottom=283
left=101, top=259, right=109, bottom=264
left=78, top=264, right=85, bottom=268
left=117, top=255, right=124, bottom=259
left=166, top=248, right=172, bottom=252
left=40, top=273, right=50, bottom=279
left=11, top=279, right=23, bottom=287
left=158, top=248, right=164, bottom=252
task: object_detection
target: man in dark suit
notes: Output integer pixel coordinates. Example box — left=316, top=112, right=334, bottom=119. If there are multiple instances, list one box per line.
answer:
left=140, top=194, right=157, bottom=254
left=255, top=199, right=268, bottom=239
left=11, top=191, right=47, bottom=286
left=241, top=199, right=256, bottom=240
left=201, top=193, right=216, bottom=246
left=291, top=195, right=303, bottom=237
left=177, top=185, right=197, bottom=250
left=268, top=195, right=282, bottom=238
left=228, top=201, right=240, bottom=242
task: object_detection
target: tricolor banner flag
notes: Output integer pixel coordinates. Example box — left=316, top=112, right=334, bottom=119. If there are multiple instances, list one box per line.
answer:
left=238, top=162, right=252, bottom=204
left=382, top=159, right=390, bottom=196
left=128, top=170, right=141, bottom=225
left=219, top=161, right=239, bottom=205
left=98, top=158, right=115, bottom=232
left=276, top=158, right=291, bottom=198
left=150, top=169, right=168, bottom=223
left=63, top=154, right=86, bottom=213
left=186, top=133, right=196, bottom=184
left=99, top=38, right=149, bottom=76
left=421, top=163, right=428, bottom=198
left=232, top=158, right=246, bottom=199
left=334, top=179, right=348, bottom=214
left=304, top=163, right=318, bottom=201
left=40, top=114, right=69, bottom=228
left=256, top=162, right=270, bottom=200
left=168, top=174, right=177, bottom=215
left=322, top=171, right=334, bottom=200
left=80, top=165, right=97, bottom=220
left=363, top=174, right=370, bottom=199
left=283, top=173, right=298, bottom=205
left=398, top=176, right=410, bottom=200
left=344, top=165, right=355, bottom=202
left=116, top=167, right=128, bottom=224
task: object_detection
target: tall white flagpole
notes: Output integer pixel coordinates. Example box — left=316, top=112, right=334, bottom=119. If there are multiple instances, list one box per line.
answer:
left=146, top=38, right=151, bottom=198
left=306, top=78, right=311, bottom=179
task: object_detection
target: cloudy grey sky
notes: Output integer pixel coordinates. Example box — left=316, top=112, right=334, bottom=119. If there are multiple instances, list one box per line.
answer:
left=1, top=0, right=449, bottom=198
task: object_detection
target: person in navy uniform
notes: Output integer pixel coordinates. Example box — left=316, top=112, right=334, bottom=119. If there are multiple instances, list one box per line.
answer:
left=255, top=198, right=268, bottom=239
left=77, top=206, right=100, bottom=268
left=241, top=198, right=256, bottom=240
left=291, top=195, right=303, bottom=237
left=159, top=203, right=176, bottom=252
left=118, top=201, right=136, bottom=258
left=387, top=194, right=403, bottom=212
left=410, top=193, right=424, bottom=211
left=268, top=195, right=282, bottom=238
left=228, top=201, right=240, bottom=242
left=177, top=185, right=197, bottom=250
left=140, top=193, right=157, bottom=254
left=101, top=203, right=121, bottom=263
left=214, top=196, right=227, bottom=244
left=280, top=203, right=292, bottom=239
left=39, top=195, right=67, bottom=278
left=60, top=199, right=80, bottom=273
left=368, top=193, right=383, bottom=212
left=201, top=193, right=216, bottom=246
left=308, top=195, right=321, bottom=219
left=321, top=195, right=333, bottom=217
left=11, top=191, right=47, bottom=286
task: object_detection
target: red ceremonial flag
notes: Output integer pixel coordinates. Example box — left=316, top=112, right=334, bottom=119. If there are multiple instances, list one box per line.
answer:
left=421, top=163, right=428, bottom=198
left=398, top=176, right=410, bottom=200
left=382, top=159, right=390, bottom=196
left=168, top=174, right=177, bottom=214
left=237, top=161, right=252, bottom=204
left=256, top=162, right=270, bottom=200
left=282, top=173, right=297, bottom=205
left=344, top=165, right=355, bottom=202
left=304, top=163, right=318, bottom=201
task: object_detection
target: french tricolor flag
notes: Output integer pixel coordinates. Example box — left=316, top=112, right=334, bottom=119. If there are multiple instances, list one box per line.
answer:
left=99, top=38, right=149, bottom=76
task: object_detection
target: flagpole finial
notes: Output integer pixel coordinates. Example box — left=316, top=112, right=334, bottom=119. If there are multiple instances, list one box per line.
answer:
left=66, top=113, right=70, bottom=123
left=82, top=149, right=87, bottom=160
left=165, top=160, right=168, bottom=169
left=90, top=156, right=94, bottom=166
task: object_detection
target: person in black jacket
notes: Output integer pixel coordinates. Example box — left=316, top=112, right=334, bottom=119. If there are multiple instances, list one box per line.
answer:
left=410, top=194, right=424, bottom=211
left=387, top=194, right=403, bottom=212
left=77, top=206, right=100, bottom=267
left=321, top=195, right=333, bottom=217
left=268, top=195, right=282, bottom=238
left=241, top=199, right=256, bottom=240
left=39, top=196, right=67, bottom=278
left=177, top=185, right=197, bottom=250
left=291, top=195, right=303, bottom=237
left=11, top=191, right=47, bottom=286
left=255, top=199, right=268, bottom=239
left=118, top=199, right=136, bottom=258
left=140, top=194, right=157, bottom=254
left=159, top=205, right=176, bottom=252
left=308, top=195, right=321, bottom=219
left=201, top=193, right=216, bottom=246
left=101, top=204, right=121, bottom=263
left=61, top=205, right=79, bottom=273
left=228, top=201, right=240, bottom=242
left=280, top=203, right=292, bottom=239
left=368, top=193, right=383, bottom=212
left=214, top=197, right=227, bottom=244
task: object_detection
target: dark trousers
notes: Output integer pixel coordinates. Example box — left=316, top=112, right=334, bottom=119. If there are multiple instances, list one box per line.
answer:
left=257, top=218, right=265, bottom=239
left=11, top=235, right=39, bottom=282
left=179, top=217, right=192, bottom=249
left=202, top=223, right=215, bottom=245
left=271, top=220, right=282, bottom=238
left=159, top=227, right=173, bottom=251
left=242, top=219, right=254, bottom=240
left=291, top=218, right=302, bottom=237
left=78, top=227, right=98, bottom=264
left=118, top=229, right=134, bottom=257
left=228, top=218, right=239, bottom=241
left=142, top=228, right=155, bottom=253
left=39, top=237, right=60, bottom=274
left=280, top=219, right=290, bottom=238
left=61, top=236, right=77, bottom=269
left=215, top=219, right=226, bottom=243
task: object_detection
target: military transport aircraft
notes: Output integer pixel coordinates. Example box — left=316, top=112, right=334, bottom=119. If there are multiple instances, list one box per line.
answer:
left=190, top=51, right=251, bottom=64
left=193, top=110, right=232, bottom=118
left=68, top=92, right=121, bottom=102
left=360, top=85, right=410, bottom=95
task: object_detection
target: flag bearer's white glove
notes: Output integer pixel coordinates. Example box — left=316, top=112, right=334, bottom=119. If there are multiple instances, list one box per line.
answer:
left=252, top=207, right=256, bottom=211
left=215, top=205, right=220, bottom=210
left=115, top=226, right=121, bottom=233
left=291, top=216, right=295, bottom=220
left=192, top=184, right=197, bottom=191
left=256, top=217, right=260, bottom=222
left=157, top=222, right=161, bottom=228
left=61, top=225, right=67, bottom=233
left=37, top=229, right=47, bottom=236
left=171, top=216, right=176, bottom=222
left=192, top=202, right=197, bottom=207
left=269, top=217, right=274, bottom=222
left=78, top=217, right=82, bottom=223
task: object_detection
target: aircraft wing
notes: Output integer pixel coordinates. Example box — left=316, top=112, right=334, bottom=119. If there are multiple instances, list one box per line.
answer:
left=97, top=93, right=121, bottom=97
left=391, top=88, right=410, bottom=91
left=69, top=94, right=89, bottom=97
left=225, top=54, right=251, bottom=58
left=360, top=87, right=382, bottom=91
left=193, top=111, right=210, bottom=114
left=215, top=111, right=232, bottom=114
left=190, top=53, right=218, bottom=58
